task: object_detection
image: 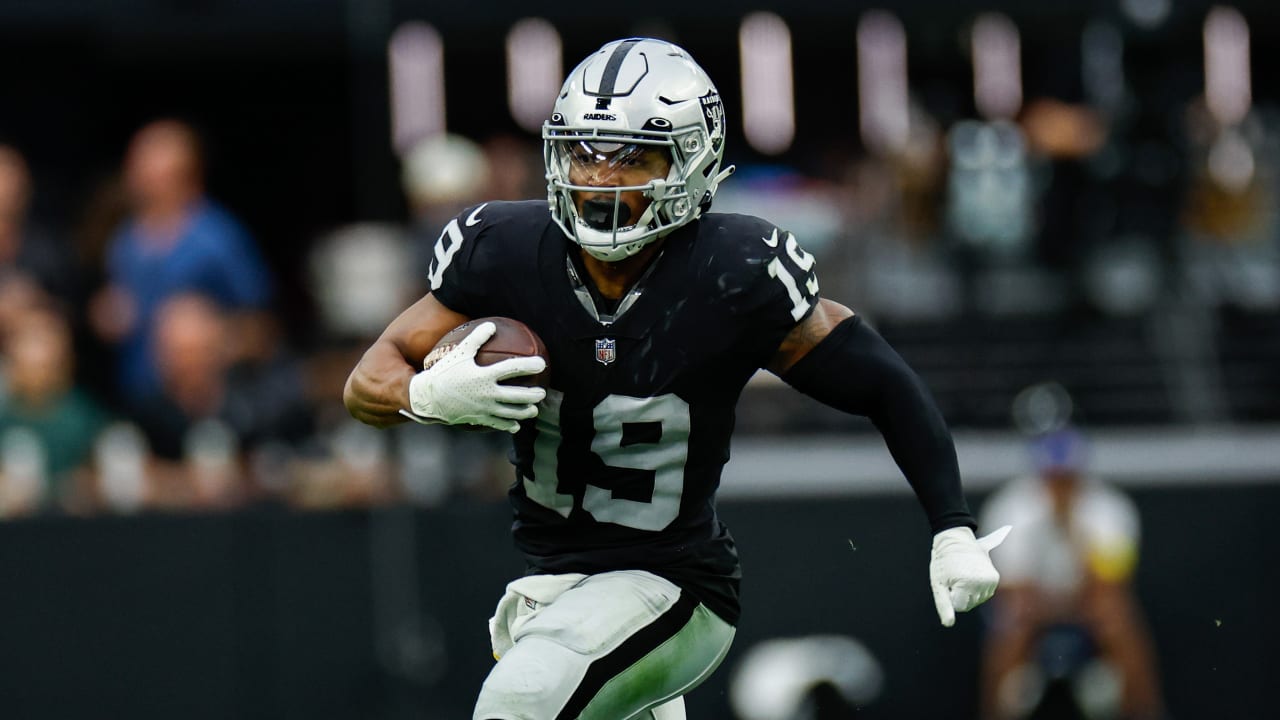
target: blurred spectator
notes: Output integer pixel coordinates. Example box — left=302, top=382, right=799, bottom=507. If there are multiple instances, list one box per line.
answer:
left=401, top=132, right=492, bottom=291
left=481, top=132, right=544, bottom=202
left=942, top=117, right=1067, bottom=317
left=1021, top=98, right=1108, bottom=165
left=1178, top=99, right=1280, bottom=311
left=0, top=144, right=82, bottom=309
left=308, top=223, right=416, bottom=345
left=945, top=119, right=1036, bottom=262
left=1180, top=99, right=1273, bottom=245
left=979, top=427, right=1165, bottom=720
left=305, top=221, right=432, bottom=505
left=838, top=101, right=963, bottom=321
left=0, top=302, right=107, bottom=516
left=1017, top=24, right=1114, bottom=272
left=129, top=292, right=312, bottom=509
left=892, top=102, right=949, bottom=248
left=129, top=293, right=243, bottom=508
left=88, top=119, right=274, bottom=405
left=373, top=130, right=514, bottom=499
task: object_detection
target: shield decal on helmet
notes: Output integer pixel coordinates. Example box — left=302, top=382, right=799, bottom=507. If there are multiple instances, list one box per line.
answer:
left=700, top=90, right=725, bottom=148
left=595, top=338, right=617, bottom=365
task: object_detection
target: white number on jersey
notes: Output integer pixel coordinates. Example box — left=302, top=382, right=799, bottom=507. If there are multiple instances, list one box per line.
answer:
left=766, top=231, right=820, bottom=321
left=526, top=389, right=573, bottom=517
left=524, top=390, right=690, bottom=531
left=427, top=217, right=467, bottom=291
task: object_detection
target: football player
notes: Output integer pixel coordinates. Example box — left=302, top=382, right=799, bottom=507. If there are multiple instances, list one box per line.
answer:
left=345, top=37, right=1008, bottom=720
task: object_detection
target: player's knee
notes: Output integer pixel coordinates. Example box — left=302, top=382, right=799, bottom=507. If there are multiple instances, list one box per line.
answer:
left=475, top=637, right=587, bottom=720
left=476, top=668, right=556, bottom=718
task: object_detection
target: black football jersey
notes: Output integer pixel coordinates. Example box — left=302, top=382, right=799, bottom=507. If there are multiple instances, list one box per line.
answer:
left=428, top=200, right=821, bottom=623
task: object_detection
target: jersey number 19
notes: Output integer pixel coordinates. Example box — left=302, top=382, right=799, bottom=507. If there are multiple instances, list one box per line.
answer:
left=525, top=390, right=690, bottom=532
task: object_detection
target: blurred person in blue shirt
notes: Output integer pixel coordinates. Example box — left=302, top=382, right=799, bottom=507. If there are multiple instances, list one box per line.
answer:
left=89, top=119, right=274, bottom=405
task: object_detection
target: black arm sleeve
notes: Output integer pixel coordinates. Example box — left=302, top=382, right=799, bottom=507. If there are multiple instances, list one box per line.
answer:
left=780, top=316, right=976, bottom=533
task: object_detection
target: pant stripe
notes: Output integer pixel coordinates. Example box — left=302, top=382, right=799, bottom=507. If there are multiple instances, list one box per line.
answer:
left=555, top=591, right=699, bottom=720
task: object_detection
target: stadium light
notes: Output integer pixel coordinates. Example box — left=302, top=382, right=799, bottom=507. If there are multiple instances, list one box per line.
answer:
left=971, top=13, right=1022, bottom=121
left=1204, top=6, right=1251, bottom=127
left=739, top=12, right=795, bottom=155
left=857, top=10, right=909, bottom=156
left=388, top=22, right=446, bottom=156
left=506, top=18, right=563, bottom=135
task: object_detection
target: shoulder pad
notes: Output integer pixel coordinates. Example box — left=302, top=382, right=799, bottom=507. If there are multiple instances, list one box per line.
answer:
left=693, top=213, right=820, bottom=321
left=427, top=200, right=548, bottom=291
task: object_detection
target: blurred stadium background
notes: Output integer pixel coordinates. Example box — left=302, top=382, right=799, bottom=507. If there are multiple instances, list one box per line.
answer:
left=0, top=0, right=1277, bottom=718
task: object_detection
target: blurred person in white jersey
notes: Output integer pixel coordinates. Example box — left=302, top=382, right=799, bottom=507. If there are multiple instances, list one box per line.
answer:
left=980, top=426, right=1166, bottom=720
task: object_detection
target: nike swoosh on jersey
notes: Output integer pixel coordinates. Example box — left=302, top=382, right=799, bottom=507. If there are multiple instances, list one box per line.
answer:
left=761, top=229, right=779, bottom=247
left=466, top=203, right=489, bottom=227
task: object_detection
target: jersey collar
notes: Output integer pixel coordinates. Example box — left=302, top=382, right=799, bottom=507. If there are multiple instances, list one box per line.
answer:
left=540, top=221, right=696, bottom=340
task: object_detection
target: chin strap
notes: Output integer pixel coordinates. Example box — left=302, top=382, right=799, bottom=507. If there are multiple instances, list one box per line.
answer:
left=692, top=165, right=737, bottom=220
left=711, top=164, right=737, bottom=187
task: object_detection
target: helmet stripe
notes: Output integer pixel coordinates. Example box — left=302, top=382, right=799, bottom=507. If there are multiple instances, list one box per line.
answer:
left=595, top=38, right=643, bottom=97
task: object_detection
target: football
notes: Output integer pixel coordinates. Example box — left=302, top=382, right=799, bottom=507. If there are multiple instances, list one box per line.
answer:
left=425, top=316, right=550, bottom=388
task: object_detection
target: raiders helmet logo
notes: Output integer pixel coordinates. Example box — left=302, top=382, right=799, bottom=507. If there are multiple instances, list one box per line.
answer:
left=700, top=90, right=725, bottom=149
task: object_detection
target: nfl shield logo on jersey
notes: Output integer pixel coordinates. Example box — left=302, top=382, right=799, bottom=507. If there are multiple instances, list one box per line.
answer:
left=595, top=338, right=617, bottom=365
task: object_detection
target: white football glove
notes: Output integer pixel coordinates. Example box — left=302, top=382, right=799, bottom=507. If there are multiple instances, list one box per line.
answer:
left=401, top=321, right=547, bottom=433
left=929, top=524, right=1011, bottom=627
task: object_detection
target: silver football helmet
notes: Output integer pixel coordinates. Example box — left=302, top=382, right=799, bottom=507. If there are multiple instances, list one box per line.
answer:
left=544, top=38, right=735, bottom=262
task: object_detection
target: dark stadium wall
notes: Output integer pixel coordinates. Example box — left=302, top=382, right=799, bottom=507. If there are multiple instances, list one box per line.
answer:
left=0, top=485, right=1273, bottom=719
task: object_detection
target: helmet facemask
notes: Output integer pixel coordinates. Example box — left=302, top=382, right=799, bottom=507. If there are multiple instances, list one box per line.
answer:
left=546, top=127, right=710, bottom=262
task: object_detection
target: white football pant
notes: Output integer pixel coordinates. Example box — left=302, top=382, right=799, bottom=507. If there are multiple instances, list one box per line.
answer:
left=475, top=569, right=735, bottom=720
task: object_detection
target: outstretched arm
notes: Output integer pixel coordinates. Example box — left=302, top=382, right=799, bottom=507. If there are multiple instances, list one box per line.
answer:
left=768, top=299, right=1007, bottom=626
left=767, top=299, right=972, bottom=532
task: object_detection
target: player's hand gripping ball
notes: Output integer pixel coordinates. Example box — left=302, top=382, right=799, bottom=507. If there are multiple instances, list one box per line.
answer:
left=405, top=317, right=550, bottom=433
left=426, top=317, right=551, bottom=388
